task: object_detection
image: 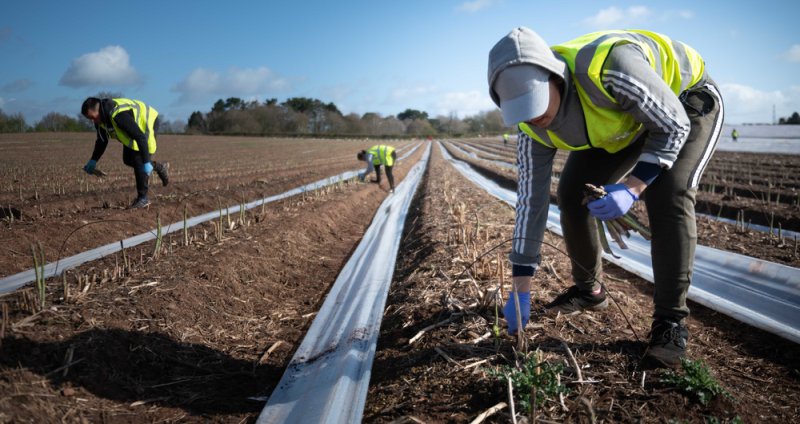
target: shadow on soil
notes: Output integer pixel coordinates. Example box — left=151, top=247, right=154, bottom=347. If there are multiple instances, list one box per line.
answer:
left=0, top=328, right=280, bottom=415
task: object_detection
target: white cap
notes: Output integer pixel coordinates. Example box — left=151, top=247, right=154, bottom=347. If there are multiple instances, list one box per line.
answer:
left=493, top=64, right=551, bottom=126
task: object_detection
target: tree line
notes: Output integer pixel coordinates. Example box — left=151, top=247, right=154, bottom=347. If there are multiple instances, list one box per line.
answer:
left=0, top=95, right=508, bottom=137
left=184, top=96, right=507, bottom=137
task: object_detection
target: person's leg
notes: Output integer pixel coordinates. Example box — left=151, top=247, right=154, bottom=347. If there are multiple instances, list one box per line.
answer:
left=557, top=144, right=641, bottom=291
left=374, top=164, right=382, bottom=184
left=122, top=147, right=149, bottom=200
left=149, top=117, right=169, bottom=186
left=644, top=82, right=724, bottom=367
left=385, top=165, right=395, bottom=190
left=646, top=83, right=724, bottom=322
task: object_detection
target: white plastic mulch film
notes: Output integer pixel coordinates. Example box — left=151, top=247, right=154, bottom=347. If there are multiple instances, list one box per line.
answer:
left=0, top=143, right=422, bottom=295
left=438, top=142, right=800, bottom=344
left=257, top=143, right=431, bottom=423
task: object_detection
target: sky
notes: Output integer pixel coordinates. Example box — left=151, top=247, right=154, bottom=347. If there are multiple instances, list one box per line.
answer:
left=1, top=0, right=798, bottom=126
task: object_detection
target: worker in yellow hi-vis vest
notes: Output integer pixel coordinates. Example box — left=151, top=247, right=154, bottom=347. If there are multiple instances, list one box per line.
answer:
left=81, top=97, right=169, bottom=209
left=357, top=145, right=397, bottom=193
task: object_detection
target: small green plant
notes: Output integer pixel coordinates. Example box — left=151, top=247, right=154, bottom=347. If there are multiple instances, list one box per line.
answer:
left=153, top=213, right=162, bottom=259
left=31, top=242, right=46, bottom=309
left=661, top=358, right=732, bottom=406
left=487, top=352, right=569, bottom=414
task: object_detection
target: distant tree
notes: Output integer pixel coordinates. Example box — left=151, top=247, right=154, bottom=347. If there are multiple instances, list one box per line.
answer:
left=224, top=97, right=245, bottom=111
left=212, top=99, right=226, bottom=113
left=33, top=112, right=88, bottom=132
left=343, top=113, right=366, bottom=135
left=405, top=118, right=435, bottom=136
left=94, top=90, right=124, bottom=99
left=0, top=109, right=27, bottom=133
left=187, top=111, right=206, bottom=133
left=788, top=112, right=800, bottom=124
left=157, top=119, right=186, bottom=134
left=265, top=98, right=278, bottom=106
left=397, top=108, right=428, bottom=121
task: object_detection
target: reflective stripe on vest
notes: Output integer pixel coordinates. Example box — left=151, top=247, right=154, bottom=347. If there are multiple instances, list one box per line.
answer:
left=100, top=98, right=159, bottom=153
left=366, top=145, right=395, bottom=166
left=522, top=30, right=704, bottom=153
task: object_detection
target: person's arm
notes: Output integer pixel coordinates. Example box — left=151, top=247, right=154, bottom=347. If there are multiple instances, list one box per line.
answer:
left=359, top=154, right=375, bottom=181
left=509, top=133, right=556, bottom=272
left=602, top=43, right=692, bottom=196
left=90, top=124, right=109, bottom=161
left=113, top=110, right=151, bottom=165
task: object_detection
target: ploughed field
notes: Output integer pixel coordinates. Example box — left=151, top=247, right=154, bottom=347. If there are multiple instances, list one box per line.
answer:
left=444, top=137, right=800, bottom=267
left=0, top=133, right=415, bottom=278
left=1, top=133, right=798, bottom=423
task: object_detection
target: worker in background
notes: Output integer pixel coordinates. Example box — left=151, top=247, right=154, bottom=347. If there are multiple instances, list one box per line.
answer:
left=488, top=27, right=724, bottom=368
left=81, top=97, right=169, bottom=209
left=503, top=133, right=510, bottom=145
left=357, top=145, right=397, bottom=193
left=731, top=128, right=739, bottom=142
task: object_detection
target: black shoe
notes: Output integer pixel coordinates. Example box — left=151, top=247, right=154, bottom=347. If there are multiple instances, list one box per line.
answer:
left=154, top=161, right=169, bottom=186
left=545, top=285, right=608, bottom=315
left=645, top=318, right=689, bottom=368
left=129, top=197, right=151, bottom=209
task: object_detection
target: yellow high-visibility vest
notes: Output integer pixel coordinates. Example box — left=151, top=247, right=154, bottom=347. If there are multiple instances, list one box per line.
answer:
left=366, top=145, right=396, bottom=166
left=99, top=98, right=159, bottom=153
left=520, top=30, right=705, bottom=153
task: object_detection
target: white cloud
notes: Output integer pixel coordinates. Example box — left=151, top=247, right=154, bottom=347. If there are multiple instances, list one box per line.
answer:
left=430, top=90, right=495, bottom=118
left=720, top=83, right=788, bottom=123
left=783, top=44, right=800, bottom=62
left=389, top=84, right=436, bottom=102
left=582, top=6, right=693, bottom=29
left=171, top=66, right=291, bottom=103
left=59, top=46, right=140, bottom=87
left=1, top=79, right=33, bottom=94
left=457, top=0, right=497, bottom=13
left=583, top=6, right=652, bottom=28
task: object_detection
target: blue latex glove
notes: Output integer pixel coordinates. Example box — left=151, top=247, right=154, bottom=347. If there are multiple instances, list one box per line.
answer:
left=83, top=159, right=97, bottom=174
left=358, top=172, right=366, bottom=182
left=142, top=162, right=153, bottom=175
left=503, top=291, right=531, bottom=335
left=587, top=183, right=638, bottom=220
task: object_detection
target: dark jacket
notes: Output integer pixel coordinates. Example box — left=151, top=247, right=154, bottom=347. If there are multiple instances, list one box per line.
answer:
left=90, top=99, right=152, bottom=164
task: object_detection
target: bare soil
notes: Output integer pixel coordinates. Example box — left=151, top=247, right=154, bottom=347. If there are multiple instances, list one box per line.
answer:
left=1, top=134, right=798, bottom=423
left=0, top=138, right=423, bottom=423
left=364, top=144, right=800, bottom=423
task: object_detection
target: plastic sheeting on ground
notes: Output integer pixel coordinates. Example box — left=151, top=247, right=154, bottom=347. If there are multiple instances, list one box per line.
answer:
left=257, top=143, right=431, bottom=424
left=0, top=143, right=422, bottom=295
left=439, top=142, right=800, bottom=344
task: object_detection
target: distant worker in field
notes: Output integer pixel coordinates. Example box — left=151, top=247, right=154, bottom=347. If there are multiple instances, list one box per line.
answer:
left=503, top=133, right=510, bottom=145
left=81, top=97, right=169, bottom=209
left=731, top=128, right=739, bottom=142
left=357, top=145, right=397, bottom=193
left=488, top=28, right=724, bottom=367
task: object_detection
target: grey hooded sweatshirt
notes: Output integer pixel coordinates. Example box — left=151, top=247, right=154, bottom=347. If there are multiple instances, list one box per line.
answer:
left=488, top=27, right=709, bottom=268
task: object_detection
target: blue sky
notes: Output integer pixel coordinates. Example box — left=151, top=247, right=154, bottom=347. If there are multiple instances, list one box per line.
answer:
left=1, top=1, right=798, bottom=125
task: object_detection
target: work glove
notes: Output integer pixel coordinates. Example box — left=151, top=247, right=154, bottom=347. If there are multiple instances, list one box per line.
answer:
left=83, top=159, right=97, bottom=175
left=142, top=162, right=154, bottom=175
left=358, top=172, right=366, bottom=182
left=587, top=183, right=638, bottom=221
left=503, top=291, right=531, bottom=335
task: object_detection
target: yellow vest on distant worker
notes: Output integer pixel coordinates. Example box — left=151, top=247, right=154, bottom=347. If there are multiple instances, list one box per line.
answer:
left=519, top=30, right=705, bottom=153
left=367, top=145, right=396, bottom=166
left=100, top=98, right=159, bottom=153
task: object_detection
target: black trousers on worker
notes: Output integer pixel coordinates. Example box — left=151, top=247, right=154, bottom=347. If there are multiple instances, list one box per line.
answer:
left=122, top=147, right=149, bottom=199
left=121, top=119, right=160, bottom=200
left=374, top=150, right=397, bottom=189
left=556, top=81, right=724, bottom=321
